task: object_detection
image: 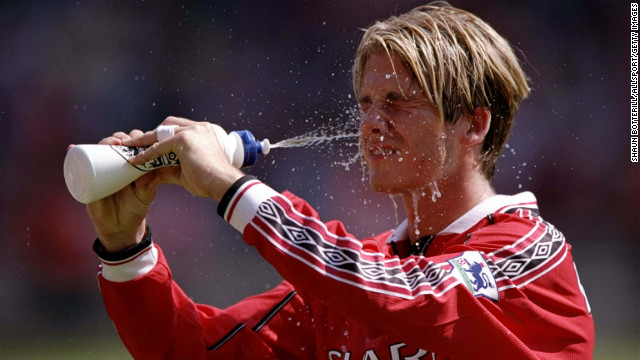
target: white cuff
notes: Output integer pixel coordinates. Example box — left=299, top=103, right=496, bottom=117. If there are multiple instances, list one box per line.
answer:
left=222, top=180, right=279, bottom=233
left=99, top=244, right=159, bottom=282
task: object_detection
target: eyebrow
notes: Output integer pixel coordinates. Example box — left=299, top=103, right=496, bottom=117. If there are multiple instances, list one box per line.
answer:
left=357, top=91, right=406, bottom=104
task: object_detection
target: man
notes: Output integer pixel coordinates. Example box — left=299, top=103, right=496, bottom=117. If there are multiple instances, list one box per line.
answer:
left=87, top=3, right=594, bottom=359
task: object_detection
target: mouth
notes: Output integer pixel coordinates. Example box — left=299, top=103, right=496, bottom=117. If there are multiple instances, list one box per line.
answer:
left=367, top=143, right=402, bottom=159
left=370, top=146, right=399, bottom=157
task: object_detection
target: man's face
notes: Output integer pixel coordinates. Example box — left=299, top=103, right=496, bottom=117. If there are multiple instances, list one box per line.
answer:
left=358, top=53, right=453, bottom=194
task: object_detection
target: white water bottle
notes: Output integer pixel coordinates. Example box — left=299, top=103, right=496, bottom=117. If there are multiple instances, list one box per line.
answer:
left=63, top=124, right=270, bottom=204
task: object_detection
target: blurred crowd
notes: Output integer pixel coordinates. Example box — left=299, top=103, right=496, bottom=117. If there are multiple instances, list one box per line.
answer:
left=0, top=0, right=637, bottom=355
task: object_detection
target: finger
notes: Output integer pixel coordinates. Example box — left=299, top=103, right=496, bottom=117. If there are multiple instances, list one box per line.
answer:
left=133, top=168, right=181, bottom=203
left=123, top=123, right=190, bottom=147
left=112, top=131, right=132, bottom=140
left=149, top=167, right=182, bottom=187
left=98, top=136, right=123, bottom=145
left=129, top=129, right=144, bottom=138
left=132, top=172, right=160, bottom=205
left=128, top=137, right=178, bottom=165
left=156, top=125, right=177, bottom=142
left=123, top=117, right=199, bottom=147
left=161, top=116, right=198, bottom=127
left=98, top=131, right=134, bottom=145
left=121, top=129, right=159, bottom=148
left=123, top=116, right=198, bottom=146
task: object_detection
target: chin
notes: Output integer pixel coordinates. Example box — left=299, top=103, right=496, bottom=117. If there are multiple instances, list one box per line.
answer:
left=368, top=165, right=443, bottom=195
left=368, top=173, right=413, bottom=194
left=370, top=181, right=393, bottom=194
left=367, top=172, right=390, bottom=193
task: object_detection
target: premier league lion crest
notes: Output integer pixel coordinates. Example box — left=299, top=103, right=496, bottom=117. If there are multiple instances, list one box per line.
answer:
left=448, top=251, right=499, bottom=302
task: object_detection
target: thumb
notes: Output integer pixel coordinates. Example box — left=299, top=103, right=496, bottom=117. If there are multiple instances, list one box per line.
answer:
left=131, top=172, right=160, bottom=206
left=149, top=167, right=183, bottom=188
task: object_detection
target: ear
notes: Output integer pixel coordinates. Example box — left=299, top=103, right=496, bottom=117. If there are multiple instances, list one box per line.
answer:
left=459, top=107, right=491, bottom=147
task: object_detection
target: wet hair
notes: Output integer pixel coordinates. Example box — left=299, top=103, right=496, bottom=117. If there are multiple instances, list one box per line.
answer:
left=352, top=1, right=530, bottom=179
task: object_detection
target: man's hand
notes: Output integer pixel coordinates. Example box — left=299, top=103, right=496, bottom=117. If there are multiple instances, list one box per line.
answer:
left=83, top=117, right=244, bottom=252
left=123, top=116, right=245, bottom=202
left=83, top=130, right=162, bottom=253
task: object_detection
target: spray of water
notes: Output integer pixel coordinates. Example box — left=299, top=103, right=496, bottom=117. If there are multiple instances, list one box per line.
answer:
left=270, top=132, right=360, bottom=149
left=357, top=151, right=367, bottom=182
left=268, top=104, right=363, bottom=172
left=334, top=150, right=362, bottom=171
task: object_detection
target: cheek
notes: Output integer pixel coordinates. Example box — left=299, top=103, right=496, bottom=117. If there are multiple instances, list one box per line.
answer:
left=403, top=126, right=441, bottom=155
left=405, top=132, right=449, bottom=172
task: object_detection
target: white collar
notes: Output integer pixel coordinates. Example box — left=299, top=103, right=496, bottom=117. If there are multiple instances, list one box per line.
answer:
left=386, top=192, right=538, bottom=244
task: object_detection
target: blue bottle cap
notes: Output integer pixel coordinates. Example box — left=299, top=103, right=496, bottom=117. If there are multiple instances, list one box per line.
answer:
left=233, top=130, right=267, bottom=167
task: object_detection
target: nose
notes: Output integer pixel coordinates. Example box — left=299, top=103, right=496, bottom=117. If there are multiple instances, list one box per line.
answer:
left=359, top=102, right=390, bottom=136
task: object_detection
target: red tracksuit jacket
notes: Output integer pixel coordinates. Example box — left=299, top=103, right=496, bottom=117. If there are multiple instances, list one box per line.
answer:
left=96, top=178, right=594, bottom=359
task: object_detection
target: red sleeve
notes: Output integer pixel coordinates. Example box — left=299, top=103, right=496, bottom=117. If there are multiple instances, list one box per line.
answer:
left=236, top=190, right=592, bottom=358
left=98, top=245, right=316, bottom=360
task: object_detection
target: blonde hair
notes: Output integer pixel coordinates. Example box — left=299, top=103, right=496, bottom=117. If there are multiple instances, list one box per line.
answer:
left=352, top=2, right=530, bottom=179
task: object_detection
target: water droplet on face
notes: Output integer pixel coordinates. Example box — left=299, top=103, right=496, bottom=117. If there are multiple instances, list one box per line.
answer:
left=411, top=191, right=422, bottom=237
left=388, top=195, right=399, bottom=225
left=429, top=181, right=441, bottom=203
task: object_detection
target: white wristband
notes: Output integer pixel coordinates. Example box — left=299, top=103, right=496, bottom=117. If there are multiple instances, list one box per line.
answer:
left=157, top=125, right=177, bottom=142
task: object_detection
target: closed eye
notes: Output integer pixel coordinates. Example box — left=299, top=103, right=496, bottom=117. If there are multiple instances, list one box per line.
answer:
left=385, top=92, right=404, bottom=103
left=358, top=95, right=371, bottom=112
